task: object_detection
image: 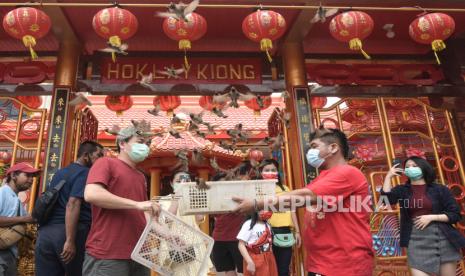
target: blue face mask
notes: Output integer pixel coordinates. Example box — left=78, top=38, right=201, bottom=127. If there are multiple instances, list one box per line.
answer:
left=306, top=148, right=325, bottom=168
left=128, top=143, right=150, bottom=163
left=404, top=167, right=423, bottom=180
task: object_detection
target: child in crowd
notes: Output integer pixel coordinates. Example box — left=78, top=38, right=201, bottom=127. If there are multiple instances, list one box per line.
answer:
left=237, top=210, right=278, bottom=276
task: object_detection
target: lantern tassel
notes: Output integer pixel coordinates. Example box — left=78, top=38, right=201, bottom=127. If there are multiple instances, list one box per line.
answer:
left=431, top=39, right=446, bottom=65
left=109, top=35, right=122, bottom=63
left=22, top=35, right=38, bottom=60
left=183, top=49, right=191, bottom=70
left=349, top=38, right=371, bottom=59
left=260, top=39, right=273, bottom=63
left=179, top=39, right=192, bottom=69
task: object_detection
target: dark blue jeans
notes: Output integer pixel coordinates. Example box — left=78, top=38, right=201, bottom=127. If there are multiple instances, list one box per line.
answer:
left=35, top=223, right=90, bottom=276
left=272, top=245, right=293, bottom=276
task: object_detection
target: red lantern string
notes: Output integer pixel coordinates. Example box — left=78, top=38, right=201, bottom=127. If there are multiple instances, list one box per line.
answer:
left=409, top=13, right=455, bottom=65
left=162, top=13, right=207, bottom=69
left=92, top=7, right=138, bottom=62
left=242, top=10, right=286, bottom=63
left=329, top=11, right=374, bottom=59
left=2, top=7, right=51, bottom=60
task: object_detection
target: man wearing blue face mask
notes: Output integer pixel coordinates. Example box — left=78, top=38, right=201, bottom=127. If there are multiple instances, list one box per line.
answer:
left=83, top=120, right=160, bottom=276
left=233, top=126, right=374, bottom=276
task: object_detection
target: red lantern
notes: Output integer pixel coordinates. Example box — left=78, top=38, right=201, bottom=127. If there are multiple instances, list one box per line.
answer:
left=242, top=10, right=286, bottom=62
left=2, top=7, right=51, bottom=59
left=329, top=11, right=374, bottom=59
left=162, top=13, right=207, bottom=68
left=13, top=96, right=42, bottom=110
left=249, top=149, right=264, bottom=163
left=105, top=95, right=133, bottom=116
left=311, top=97, right=327, bottom=108
left=0, top=151, right=12, bottom=164
left=199, top=96, right=226, bottom=112
left=158, top=95, right=181, bottom=117
left=409, top=13, right=455, bottom=65
left=92, top=7, right=138, bottom=62
left=244, top=95, right=272, bottom=116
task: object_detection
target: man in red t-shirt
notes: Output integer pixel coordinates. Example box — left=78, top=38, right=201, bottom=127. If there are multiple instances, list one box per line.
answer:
left=83, top=121, right=159, bottom=276
left=234, top=126, right=374, bottom=276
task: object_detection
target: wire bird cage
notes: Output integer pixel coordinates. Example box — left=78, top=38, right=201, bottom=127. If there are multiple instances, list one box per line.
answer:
left=131, top=210, right=214, bottom=276
left=177, top=179, right=276, bottom=215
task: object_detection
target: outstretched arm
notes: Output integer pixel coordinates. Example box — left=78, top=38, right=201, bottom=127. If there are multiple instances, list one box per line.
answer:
left=85, top=183, right=159, bottom=214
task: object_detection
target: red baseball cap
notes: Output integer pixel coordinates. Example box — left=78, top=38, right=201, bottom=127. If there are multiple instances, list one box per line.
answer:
left=6, top=162, right=40, bottom=176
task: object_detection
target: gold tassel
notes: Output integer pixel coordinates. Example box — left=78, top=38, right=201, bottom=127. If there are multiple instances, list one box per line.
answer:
left=349, top=38, right=371, bottom=59
left=109, top=36, right=121, bottom=63
left=116, top=111, right=123, bottom=116
left=183, top=49, right=190, bottom=69
left=179, top=39, right=192, bottom=69
left=22, top=35, right=38, bottom=60
left=260, top=38, right=273, bottom=63
left=431, top=39, right=446, bottom=65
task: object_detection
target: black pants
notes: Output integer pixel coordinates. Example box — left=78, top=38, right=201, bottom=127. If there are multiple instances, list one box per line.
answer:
left=35, top=223, right=90, bottom=276
left=211, top=241, right=243, bottom=273
left=272, top=245, right=293, bottom=276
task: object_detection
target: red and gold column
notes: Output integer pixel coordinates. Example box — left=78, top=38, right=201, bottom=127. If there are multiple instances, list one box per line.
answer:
left=41, top=40, right=81, bottom=191
left=282, top=41, right=310, bottom=275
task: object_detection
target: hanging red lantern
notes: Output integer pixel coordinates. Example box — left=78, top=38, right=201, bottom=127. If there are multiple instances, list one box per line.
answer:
left=244, top=95, right=272, bottom=116
left=198, top=95, right=226, bottom=112
left=105, top=95, right=133, bottom=116
left=0, top=151, right=12, bottom=164
left=13, top=96, right=42, bottom=110
left=158, top=95, right=181, bottom=117
left=310, top=97, right=327, bottom=108
left=162, top=13, right=207, bottom=68
left=329, top=11, right=374, bottom=59
left=92, top=7, right=138, bottom=62
left=249, top=149, right=264, bottom=163
left=409, top=13, right=455, bottom=65
left=242, top=9, right=286, bottom=62
left=2, top=7, right=51, bottom=60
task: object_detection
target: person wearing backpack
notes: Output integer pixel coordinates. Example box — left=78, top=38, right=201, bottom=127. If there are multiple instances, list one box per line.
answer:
left=259, top=159, right=301, bottom=276
left=0, top=162, right=39, bottom=276
left=35, top=141, right=103, bottom=276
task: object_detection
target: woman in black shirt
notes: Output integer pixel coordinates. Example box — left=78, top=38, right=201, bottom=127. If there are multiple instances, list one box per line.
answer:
left=381, top=156, right=465, bottom=276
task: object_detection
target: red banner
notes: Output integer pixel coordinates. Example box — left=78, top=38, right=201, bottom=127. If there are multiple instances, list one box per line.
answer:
left=101, top=57, right=262, bottom=84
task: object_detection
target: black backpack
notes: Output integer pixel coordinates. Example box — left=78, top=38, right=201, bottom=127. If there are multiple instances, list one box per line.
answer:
left=32, top=178, right=67, bottom=225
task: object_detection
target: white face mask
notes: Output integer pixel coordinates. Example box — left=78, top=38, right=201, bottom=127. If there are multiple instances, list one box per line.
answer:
left=172, top=182, right=182, bottom=193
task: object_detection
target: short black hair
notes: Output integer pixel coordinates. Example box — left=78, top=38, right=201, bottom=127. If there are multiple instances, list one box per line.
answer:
left=309, top=127, right=350, bottom=159
left=211, top=172, right=227, bottom=181
left=77, top=141, right=103, bottom=158
left=237, top=161, right=252, bottom=176
left=404, top=156, right=436, bottom=184
left=259, top=159, right=279, bottom=173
